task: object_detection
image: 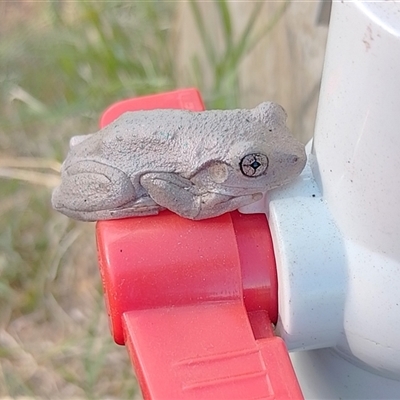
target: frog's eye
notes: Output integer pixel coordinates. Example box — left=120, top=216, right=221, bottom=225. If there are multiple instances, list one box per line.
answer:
left=240, top=153, right=269, bottom=177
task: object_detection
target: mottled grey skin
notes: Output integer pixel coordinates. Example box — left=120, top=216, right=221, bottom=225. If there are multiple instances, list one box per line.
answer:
left=52, top=102, right=306, bottom=221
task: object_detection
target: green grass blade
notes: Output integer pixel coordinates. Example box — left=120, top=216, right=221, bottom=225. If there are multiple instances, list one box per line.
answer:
left=229, top=2, right=265, bottom=70
left=189, top=0, right=217, bottom=65
left=248, top=1, right=291, bottom=53
left=214, top=0, right=233, bottom=53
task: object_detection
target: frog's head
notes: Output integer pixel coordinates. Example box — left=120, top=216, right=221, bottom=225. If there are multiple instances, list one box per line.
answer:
left=224, top=102, right=306, bottom=191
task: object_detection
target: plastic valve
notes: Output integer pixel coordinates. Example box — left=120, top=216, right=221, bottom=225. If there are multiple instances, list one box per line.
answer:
left=95, top=88, right=303, bottom=399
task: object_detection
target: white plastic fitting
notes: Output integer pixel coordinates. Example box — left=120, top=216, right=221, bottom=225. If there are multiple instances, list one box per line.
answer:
left=242, top=1, right=400, bottom=397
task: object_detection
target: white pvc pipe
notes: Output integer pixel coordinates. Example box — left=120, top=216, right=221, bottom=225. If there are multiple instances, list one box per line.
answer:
left=310, top=0, right=400, bottom=383
left=243, top=1, right=400, bottom=397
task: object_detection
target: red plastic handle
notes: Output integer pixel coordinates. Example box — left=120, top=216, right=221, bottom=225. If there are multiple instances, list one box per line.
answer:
left=99, top=88, right=205, bottom=127
left=96, top=88, right=303, bottom=399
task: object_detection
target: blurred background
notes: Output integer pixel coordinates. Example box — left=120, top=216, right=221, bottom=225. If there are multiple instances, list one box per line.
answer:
left=0, top=1, right=328, bottom=398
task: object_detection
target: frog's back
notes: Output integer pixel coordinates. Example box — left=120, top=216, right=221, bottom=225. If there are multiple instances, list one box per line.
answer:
left=65, top=106, right=276, bottom=177
left=65, top=110, right=193, bottom=173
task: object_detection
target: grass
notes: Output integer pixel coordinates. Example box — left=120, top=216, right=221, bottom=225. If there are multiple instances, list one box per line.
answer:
left=188, top=0, right=289, bottom=109
left=0, top=1, right=287, bottom=398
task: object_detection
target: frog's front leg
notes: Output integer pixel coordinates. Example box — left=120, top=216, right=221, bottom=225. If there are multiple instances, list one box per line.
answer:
left=140, top=172, right=262, bottom=220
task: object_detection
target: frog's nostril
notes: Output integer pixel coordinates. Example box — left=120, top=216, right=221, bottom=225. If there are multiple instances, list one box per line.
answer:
left=285, top=154, right=299, bottom=164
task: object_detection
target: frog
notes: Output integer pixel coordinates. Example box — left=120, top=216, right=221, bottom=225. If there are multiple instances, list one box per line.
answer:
left=51, top=102, right=306, bottom=221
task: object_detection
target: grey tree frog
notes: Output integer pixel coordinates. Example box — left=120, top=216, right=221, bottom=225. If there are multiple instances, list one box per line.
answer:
left=52, top=102, right=306, bottom=221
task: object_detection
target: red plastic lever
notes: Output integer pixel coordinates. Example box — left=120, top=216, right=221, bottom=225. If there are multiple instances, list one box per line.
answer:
left=96, top=88, right=303, bottom=399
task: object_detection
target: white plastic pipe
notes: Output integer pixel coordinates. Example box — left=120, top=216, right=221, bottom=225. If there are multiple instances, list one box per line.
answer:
left=243, top=1, right=400, bottom=397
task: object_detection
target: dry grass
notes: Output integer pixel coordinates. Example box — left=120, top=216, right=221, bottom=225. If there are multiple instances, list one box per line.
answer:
left=0, top=1, right=174, bottom=397
left=0, top=1, right=286, bottom=398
